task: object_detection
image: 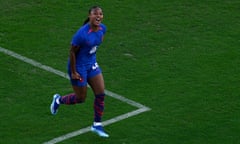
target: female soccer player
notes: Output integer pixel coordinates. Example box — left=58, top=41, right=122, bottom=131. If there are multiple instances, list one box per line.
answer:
left=50, top=6, right=109, bottom=137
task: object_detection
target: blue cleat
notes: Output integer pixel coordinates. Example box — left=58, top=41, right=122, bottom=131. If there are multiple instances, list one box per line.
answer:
left=50, top=94, right=60, bottom=115
left=91, top=124, right=109, bottom=138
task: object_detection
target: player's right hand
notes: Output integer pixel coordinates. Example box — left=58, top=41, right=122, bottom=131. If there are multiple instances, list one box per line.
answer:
left=71, top=72, right=81, bottom=80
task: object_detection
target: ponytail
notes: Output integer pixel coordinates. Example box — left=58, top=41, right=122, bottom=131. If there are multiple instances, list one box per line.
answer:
left=83, top=17, right=89, bottom=25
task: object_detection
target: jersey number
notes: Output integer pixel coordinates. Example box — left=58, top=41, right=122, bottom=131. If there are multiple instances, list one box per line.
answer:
left=92, top=62, right=99, bottom=70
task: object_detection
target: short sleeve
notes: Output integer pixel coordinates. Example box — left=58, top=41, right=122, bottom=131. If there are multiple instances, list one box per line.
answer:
left=101, top=24, right=107, bottom=35
left=71, top=30, right=84, bottom=47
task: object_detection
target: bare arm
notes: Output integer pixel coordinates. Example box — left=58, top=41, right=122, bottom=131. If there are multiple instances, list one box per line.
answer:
left=69, top=45, right=81, bottom=80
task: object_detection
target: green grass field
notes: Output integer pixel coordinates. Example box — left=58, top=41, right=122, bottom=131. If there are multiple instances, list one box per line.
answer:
left=0, top=0, right=240, bottom=143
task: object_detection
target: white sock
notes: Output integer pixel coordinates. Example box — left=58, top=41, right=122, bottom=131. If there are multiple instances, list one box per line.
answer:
left=94, top=122, right=102, bottom=126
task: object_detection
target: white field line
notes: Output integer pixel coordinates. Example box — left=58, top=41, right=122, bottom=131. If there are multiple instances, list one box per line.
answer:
left=43, top=108, right=150, bottom=144
left=0, top=47, right=151, bottom=143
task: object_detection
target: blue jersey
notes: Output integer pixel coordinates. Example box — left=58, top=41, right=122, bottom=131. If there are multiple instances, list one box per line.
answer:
left=71, top=23, right=106, bottom=65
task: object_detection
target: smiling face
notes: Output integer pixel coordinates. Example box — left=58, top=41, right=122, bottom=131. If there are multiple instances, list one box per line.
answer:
left=89, top=7, right=103, bottom=27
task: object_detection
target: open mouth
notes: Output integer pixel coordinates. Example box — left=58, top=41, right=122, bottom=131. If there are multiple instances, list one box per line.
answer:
left=95, top=18, right=101, bottom=23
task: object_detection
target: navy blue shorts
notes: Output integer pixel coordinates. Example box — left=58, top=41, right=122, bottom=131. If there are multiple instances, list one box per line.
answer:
left=68, top=62, right=102, bottom=87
